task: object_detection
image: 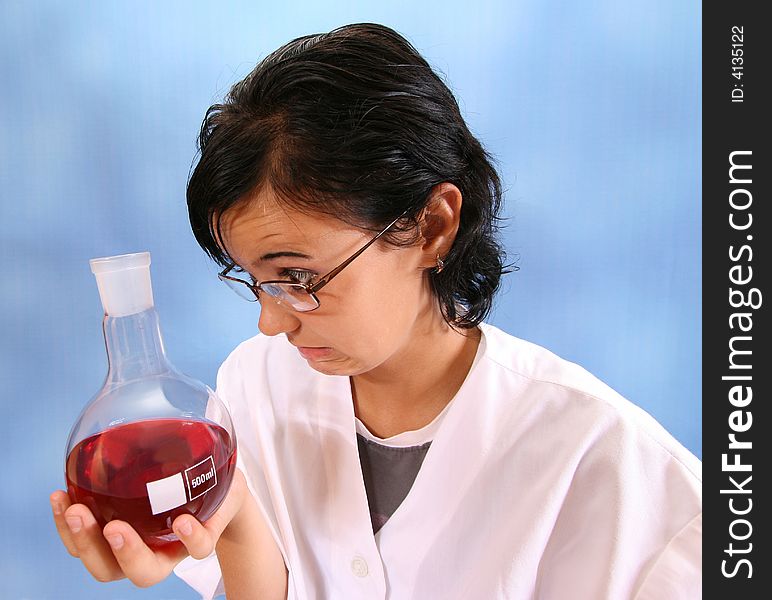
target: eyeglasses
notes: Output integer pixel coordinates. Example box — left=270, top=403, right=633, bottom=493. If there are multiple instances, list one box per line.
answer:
left=218, top=210, right=408, bottom=312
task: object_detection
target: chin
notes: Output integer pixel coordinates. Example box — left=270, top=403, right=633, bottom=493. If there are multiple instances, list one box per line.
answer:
left=304, top=357, right=357, bottom=377
left=305, top=356, right=372, bottom=377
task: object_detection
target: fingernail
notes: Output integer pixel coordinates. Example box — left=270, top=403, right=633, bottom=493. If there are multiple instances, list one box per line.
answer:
left=65, top=516, right=82, bottom=533
left=178, top=520, right=192, bottom=537
left=51, top=501, right=63, bottom=516
left=106, top=534, right=124, bottom=550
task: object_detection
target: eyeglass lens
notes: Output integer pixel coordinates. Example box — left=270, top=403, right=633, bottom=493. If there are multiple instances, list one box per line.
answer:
left=261, top=283, right=319, bottom=311
left=220, top=275, right=318, bottom=311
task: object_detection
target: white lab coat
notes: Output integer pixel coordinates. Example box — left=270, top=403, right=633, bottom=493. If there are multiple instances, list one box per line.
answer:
left=174, top=322, right=702, bottom=599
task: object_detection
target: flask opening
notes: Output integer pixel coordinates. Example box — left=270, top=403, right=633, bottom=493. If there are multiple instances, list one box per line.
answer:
left=90, top=252, right=154, bottom=317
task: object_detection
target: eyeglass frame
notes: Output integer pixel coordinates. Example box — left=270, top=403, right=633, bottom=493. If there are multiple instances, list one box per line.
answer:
left=217, top=209, right=409, bottom=312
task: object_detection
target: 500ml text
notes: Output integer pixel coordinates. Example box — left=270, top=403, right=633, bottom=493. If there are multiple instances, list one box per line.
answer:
left=191, top=468, right=215, bottom=488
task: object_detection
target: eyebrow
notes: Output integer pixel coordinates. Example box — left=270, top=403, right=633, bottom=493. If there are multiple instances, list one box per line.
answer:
left=257, top=251, right=313, bottom=261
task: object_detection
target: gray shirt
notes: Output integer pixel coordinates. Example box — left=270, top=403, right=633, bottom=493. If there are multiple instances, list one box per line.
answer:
left=356, top=434, right=432, bottom=533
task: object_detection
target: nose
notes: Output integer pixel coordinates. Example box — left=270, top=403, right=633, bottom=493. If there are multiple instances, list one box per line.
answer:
left=257, top=296, right=301, bottom=337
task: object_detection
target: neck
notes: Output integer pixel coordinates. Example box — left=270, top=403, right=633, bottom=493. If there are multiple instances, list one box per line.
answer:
left=102, top=308, right=173, bottom=384
left=350, top=308, right=481, bottom=438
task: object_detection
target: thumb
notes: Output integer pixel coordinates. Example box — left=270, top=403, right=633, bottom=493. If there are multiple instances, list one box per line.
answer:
left=172, top=468, right=247, bottom=560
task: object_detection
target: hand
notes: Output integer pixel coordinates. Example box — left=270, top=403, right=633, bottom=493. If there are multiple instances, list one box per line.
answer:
left=50, top=468, right=248, bottom=588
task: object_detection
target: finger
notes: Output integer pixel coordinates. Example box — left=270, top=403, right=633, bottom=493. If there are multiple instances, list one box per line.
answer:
left=103, top=520, right=189, bottom=588
left=174, top=468, right=246, bottom=560
left=63, top=504, right=125, bottom=583
left=50, top=490, right=79, bottom=558
left=202, top=468, right=246, bottom=537
left=173, top=514, right=215, bottom=560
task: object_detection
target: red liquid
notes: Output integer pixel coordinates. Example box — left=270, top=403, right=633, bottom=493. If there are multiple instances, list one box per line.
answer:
left=66, top=418, right=237, bottom=546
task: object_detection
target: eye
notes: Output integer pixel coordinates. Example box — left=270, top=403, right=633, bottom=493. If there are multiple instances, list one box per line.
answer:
left=280, top=268, right=316, bottom=285
left=232, top=265, right=257, bottom=284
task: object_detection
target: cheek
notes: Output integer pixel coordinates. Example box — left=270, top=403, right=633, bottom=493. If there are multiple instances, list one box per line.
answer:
left=330, top=261, right=424, bottom=349
left=329, top=282, right=396, bottom=349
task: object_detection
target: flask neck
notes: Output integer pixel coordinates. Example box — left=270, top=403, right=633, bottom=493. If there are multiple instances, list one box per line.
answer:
left=103, top=307, right=173, bottom=383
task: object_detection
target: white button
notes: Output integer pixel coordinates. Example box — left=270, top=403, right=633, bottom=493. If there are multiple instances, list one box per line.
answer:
left=351, top=556, right=369, bottom=578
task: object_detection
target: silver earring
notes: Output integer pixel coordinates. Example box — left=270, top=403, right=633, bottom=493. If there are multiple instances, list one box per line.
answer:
left=435, top=254, right=445, bottom=273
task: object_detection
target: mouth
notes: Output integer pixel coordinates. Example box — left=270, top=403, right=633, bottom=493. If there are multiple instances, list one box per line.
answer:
left=296, top=346, right=334, bottom=361
left=287, top=338, right=334, bottom=361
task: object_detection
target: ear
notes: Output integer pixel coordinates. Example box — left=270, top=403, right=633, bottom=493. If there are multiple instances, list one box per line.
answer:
left=418, top=182, right=462, bottom=268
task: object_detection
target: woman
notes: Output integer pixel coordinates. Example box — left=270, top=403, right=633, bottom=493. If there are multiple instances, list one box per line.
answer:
left=51, top=23, right=701, bottom=599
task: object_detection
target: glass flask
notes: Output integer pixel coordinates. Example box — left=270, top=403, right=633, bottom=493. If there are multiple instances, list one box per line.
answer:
left=64, top=252, right=237, bottom=546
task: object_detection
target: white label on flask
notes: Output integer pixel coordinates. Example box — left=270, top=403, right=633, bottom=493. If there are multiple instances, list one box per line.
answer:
left=146, top=472, right=187, bottom=515
left=185, top=455, right=217, bottom=500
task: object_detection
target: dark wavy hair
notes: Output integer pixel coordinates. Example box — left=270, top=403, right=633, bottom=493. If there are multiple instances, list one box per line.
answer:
left=187, top=22, right=509, bottom=328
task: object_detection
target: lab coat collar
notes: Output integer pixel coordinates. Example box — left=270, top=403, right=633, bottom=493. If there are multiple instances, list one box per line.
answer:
left=313, top=324, right=492, bottom=594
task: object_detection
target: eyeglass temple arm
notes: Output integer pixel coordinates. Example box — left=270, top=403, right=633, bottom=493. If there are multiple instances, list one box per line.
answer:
left=308, top=212, right=407, bottom=293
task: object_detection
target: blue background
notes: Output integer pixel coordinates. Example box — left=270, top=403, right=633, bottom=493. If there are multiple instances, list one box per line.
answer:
left=0, top=1, right=700, bottom=598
